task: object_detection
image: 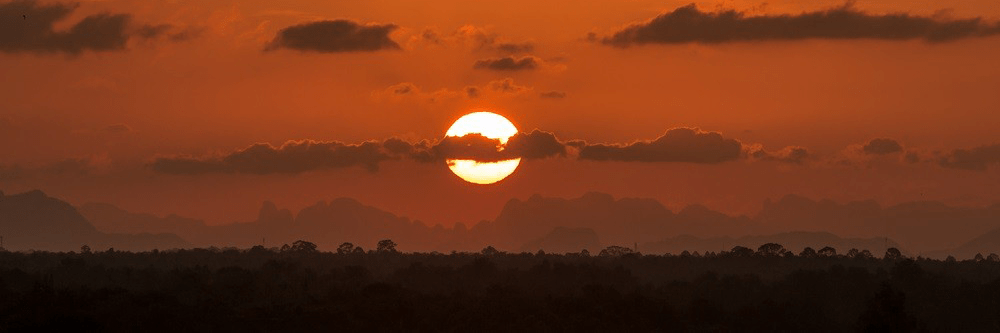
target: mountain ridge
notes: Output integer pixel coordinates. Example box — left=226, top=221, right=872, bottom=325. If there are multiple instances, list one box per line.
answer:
left=70, top=191, right=1000, bottom=257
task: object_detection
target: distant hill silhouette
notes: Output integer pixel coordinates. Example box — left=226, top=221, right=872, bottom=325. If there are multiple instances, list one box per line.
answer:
left=928, top=227, right=1000, bottom=259
left=70, top=191, right=1000, bottom=258
left=472, top=192, right=758, bottom=250
left=758, top=195, right=1000, bottom=254
left=520, top=227, right=601, bottom=254
left=82, top=198, right=458, bottom=252
left=0, top=190, right=188, bottom=251
left=81, top=202, right=210, bottom=236
left=640, top=231, right=903, bottom=256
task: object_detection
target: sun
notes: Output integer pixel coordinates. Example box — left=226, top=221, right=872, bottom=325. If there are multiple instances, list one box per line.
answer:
left=445, top=112, right=519, bottom=144
left=445, top=111, right=521, bottom=184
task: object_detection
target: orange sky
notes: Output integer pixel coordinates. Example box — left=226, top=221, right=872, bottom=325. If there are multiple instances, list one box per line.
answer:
left=2, top=0, right=1000, bottom=226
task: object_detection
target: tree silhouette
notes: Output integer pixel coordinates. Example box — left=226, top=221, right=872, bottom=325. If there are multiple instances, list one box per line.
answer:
left=818, top=246, right=837, bottom=257
left=884, top=248, right=902, bottom=260
left=377, top=239, right=398, bottom=253
left=2, top=244, right=1000, bottom=330
left=249, top=245, right=268, bottom=254
left=337, top=242, right=355, bottom=254
left=580, top=249, right=590, bottom=257
left=481, top=246, right=499, bottom=256
left=290, top=240, right=318, bottom=253
left=598, top=245, right=634, bottom=257
left=729, top=246, right=753, bottom=257
left=974, top=253, right=985, bottom=261
left=352, top=246, right=365, bottom=254
left=80, top=245, right=91, bottom=254
left=846, top=248, right=860, bottom=258
left=988, top=253, right=1000, bottom=262
left=756, top=243, right=786, bottom=256
left=799, top=247, right=817, bottom=257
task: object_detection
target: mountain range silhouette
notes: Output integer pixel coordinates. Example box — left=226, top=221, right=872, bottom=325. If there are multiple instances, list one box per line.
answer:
left=0, top=190, right=188, bottom=251
left=1, top=189, right=998, bottom=258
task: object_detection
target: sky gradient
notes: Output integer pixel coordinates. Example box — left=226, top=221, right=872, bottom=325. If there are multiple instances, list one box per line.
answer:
left=2, top=0, right=999, bottom=227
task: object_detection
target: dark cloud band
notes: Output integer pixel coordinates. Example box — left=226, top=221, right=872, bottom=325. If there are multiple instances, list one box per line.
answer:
left=939, top=144, right=1000, bottom=171
left=2, top=1, right=128, bottom=54
left=863, top=138, right=904, bottom=155
left=265, top=20, right=400, bottom=52
left=602, top=3, right=1000, bottom=46
left=578, top=128, right=743, bottom=163
left=0, top=0, right=191, bottom=54
left=151, top=128, right=812, bottom=175
left=473, top=56, right=540, bottom=71
left=150, top=131, right=567, bottom=175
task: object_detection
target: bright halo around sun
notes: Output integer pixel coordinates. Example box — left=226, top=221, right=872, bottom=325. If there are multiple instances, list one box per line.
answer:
left=445, top=111, right=521, bottom=184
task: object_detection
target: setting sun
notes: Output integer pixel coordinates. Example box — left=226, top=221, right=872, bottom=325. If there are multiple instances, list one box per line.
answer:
left=445, top=112, right=519, bottom=144
left=445, top=111, right=521, bottom=185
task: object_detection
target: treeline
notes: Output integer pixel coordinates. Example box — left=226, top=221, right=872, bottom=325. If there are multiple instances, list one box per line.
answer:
left=2, top=241, right=1000, bottom=331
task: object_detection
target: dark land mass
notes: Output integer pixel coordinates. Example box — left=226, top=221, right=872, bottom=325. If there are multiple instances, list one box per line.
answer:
left=1, top=246, right=999, bottom=332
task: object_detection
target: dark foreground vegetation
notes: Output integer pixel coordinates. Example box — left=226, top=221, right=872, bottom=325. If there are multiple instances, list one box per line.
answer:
left=2, top=241, right=1000, bottom=332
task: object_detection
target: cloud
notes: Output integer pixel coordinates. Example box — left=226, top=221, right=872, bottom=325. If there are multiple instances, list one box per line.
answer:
left=430, top=134, right=509, bottom=162
left=101, top=124, right=132, bottom=134
left=374, top=78, right=532, bottom=103
left=135, top=24, right=171, bottom=39
left=464, top=86, right=480, bottom=98
left=136, top=24, right=203, bottom=42
left=601, top=3, right=1000, bottom=46
left=578, top=128, right=743, bottom=163
left=411, top=25, right=535, bottom=54
left=426, top=130, right=566, bottom=162
left=826, top=138, right=910, bottom=167
left=749, top=146, right=811, bottom=164
left=939, top=144, right=1000, bottom=171
left=1, top=1, right=129, bottom=54
left=453, top=25, right=497, bottom=50
left=505, top=130, right=567, bottom=159
left=0, top=0, right=190, bottom=54
left=473, top=56, right=541, bottom=71
left=152, top=128, right=808, bottom=175
left=862, top=138, right=904, bottom=155
left=164, top=27, right=203, bottom=42
left=496, top=42, right=534, bottom=54
left=372, top=82, right=464, bottom=103
left=265, top=19, right=400, bottom=52
left=151, top=140, right=395, bottom=174
left=152, top=130, right=569, bottom=175
left=385, top=82, right=418, bottom=95
left=160, top=128, right=1000, bottom=175
left=487, top=78, right=530, bottom=94
left=539, top=91, right=567, bottom=99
